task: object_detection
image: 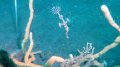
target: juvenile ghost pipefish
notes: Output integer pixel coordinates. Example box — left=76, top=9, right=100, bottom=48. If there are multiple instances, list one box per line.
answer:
left=52, top=6, right=70, bottom=39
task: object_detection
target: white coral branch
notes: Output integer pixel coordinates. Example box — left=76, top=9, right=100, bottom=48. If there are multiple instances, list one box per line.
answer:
left=101, top=5, right=120, bottom=32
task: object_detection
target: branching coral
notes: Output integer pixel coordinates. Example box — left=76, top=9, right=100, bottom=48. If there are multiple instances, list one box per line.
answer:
left=60, top=4, right=120, bottom=67
left=12, top=32, right=64, bottom=67
left=10, top=0, right=120, bottom=67
left=12, top=32, right=42, bottom=67
left=11, top=0, right=65, bottom=67
left=24, top=32, right=34, bottom=63
left=60, top=43, right=103, bottom=67
left=101, top=5, right=120, bottom=32
left=92, top=5, right=120, bottom=59
left=60, top=35, right=120, bottom=67
left=21, top=0, right=34, bottom=53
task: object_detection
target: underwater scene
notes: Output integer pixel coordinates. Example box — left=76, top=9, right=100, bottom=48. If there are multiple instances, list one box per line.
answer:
left=0, top=0, right=120, bottom=67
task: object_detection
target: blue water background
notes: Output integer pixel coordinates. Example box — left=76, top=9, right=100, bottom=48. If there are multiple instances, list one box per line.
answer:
left=0, top=0, right=120, bottom=66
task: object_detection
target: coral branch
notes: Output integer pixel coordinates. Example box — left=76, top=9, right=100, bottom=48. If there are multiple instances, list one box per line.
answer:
left=92, top=4, right=120, bottom=59
left=21, top=0, right=34, bottom=53
left=93, top=35, right=120, bottom=59
left=45, top=56, right=64, bottom=67
left=24, top=32, right=34, bottom=63
left=12, top=3, right=120, bottom=67
left=12, top=32, right=43, bottom=67
left=12, top=58, right=43, bottom=67
left=101, top=5, right=120, bottom=32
